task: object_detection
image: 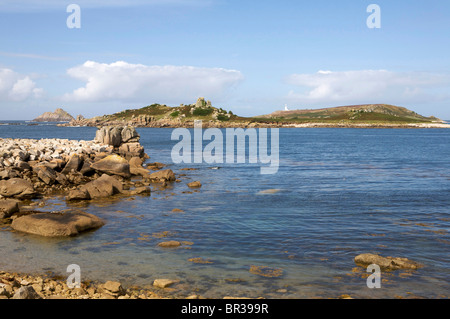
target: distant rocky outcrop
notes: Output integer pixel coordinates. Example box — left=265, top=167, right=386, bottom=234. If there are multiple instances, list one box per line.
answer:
left=33, top=108, right=75, bottom=122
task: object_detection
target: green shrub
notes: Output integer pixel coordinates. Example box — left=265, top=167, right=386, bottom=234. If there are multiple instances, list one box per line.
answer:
left=217, top=114, right=230, bottom=121
left=193, top=108, right=213, bottom=116
left=170, top=111, right=180, bottom=118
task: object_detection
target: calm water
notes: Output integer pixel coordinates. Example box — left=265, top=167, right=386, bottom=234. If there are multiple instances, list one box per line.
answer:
left=0, top=122, right=449, bottom=298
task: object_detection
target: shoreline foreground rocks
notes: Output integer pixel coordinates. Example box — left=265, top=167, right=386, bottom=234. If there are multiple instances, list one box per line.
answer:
left=0, top=270, right=189, bottom=299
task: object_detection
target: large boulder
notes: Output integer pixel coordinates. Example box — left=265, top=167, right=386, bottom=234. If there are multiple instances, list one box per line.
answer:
left=0, top=178, right=36, bottom=199
left=83, top=174, right=123, bottom=199
left=79, top=158, right=95, bottom=176
left=95, top=126, right=139, bottom=147
left=61, top=154, right=82, bottom=175
left=90, top=154, right=131, bottom=178
left=36, top=165, right=58, bottom=185
left=354, top=253, right=423, bottom=271
left=128, top=157, right=144, bottom=168
left=118, top=143, right=145, bottom=159
left=95, top=126, right=122, bottom=147
left=11, top=210, right=105, bottom=237
left=67, top=174, right=123, bottom=201
left=0, top=199, right=19, bottom=218
left=121, top=126, right=140, bottom=143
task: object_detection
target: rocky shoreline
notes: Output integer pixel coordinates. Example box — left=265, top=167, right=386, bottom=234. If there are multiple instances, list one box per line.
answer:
left=0, top=253, right=425, bottom=299
left=0, top=125, right=211, bottom=299
left=0, top=125, right=185, bottom=237
left=0, top=269, right=186, bottom=299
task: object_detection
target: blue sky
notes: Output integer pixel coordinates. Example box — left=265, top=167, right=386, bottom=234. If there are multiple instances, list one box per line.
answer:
left=1, top=0, right=450, bottom=120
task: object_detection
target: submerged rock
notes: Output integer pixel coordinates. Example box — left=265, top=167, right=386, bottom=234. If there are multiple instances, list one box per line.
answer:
left=249, top=265, right=283, bottom=278
left=11, top=210, right=105, bottom=237
left=257, top=189, right=281, bottom=194
left=157, top=241, right=181, bottom=248
left=187, top=181, right=202, bottom=188
left=354, top=253, right=423, bottom=271
left=148, top=169, right=176, bottom=182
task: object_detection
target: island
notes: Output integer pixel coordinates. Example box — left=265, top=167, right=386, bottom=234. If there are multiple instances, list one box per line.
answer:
left=58, top=98, right=449, bottom=128
left=33, top=108, right=75, bottom=122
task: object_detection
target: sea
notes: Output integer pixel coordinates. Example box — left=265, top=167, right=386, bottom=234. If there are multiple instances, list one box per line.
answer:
left=0, top=121, right=449, bottom=299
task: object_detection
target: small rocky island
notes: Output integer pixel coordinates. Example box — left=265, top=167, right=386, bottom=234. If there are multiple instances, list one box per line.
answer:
left=32, top=108, right=75, bottom=122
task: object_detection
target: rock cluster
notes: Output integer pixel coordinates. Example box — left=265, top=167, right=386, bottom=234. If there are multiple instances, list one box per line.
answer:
left=0, top=138, right=113, bottom=198
left=0, top=271, right=181, bottom=299
left=0, top=126, right=178, bottom=237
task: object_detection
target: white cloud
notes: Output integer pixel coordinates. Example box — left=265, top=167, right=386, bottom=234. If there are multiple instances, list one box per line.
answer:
left=0, top=68, right=43, bottom=102
left=285, top=70, right=450, bottom=106
left=63, top=61, right=244, bottom=104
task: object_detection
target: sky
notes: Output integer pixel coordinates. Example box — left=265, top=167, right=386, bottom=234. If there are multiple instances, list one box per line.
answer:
left=0, top=0, right=450, bottom=120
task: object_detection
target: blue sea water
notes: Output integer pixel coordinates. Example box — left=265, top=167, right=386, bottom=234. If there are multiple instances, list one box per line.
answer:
left=0, top=122, right=449, bottom=298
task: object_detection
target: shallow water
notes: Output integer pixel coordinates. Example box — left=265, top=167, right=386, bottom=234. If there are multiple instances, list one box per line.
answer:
left=0, top=124, right=449, bottom=298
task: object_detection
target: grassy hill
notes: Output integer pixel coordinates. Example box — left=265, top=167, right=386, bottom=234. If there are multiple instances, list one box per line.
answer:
left=103, top=98, right=241, bottom=123
left=254, top=104, right=441, bottom=124
left=69, top=100, right=443, bottom=128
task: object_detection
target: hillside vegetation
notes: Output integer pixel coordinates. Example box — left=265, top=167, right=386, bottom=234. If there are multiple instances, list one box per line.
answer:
left=65, top=99, right=443, bottom=128
left=255, top=104, right=441, bottom=124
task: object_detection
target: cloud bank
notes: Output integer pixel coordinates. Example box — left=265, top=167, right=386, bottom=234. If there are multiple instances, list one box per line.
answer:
left=286, top=70, right=450, bottom=106
left=62, top=61, right=244, bottom=104
left=0, top=68, right=43, bottom=102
